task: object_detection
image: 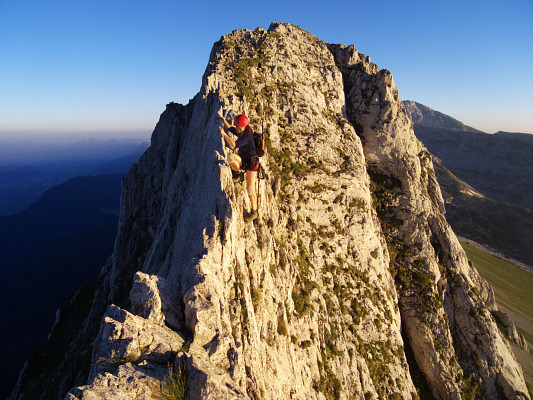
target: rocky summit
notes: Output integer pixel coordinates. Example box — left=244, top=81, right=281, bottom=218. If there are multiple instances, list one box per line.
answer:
left=12, top=23, right=529, bottom=400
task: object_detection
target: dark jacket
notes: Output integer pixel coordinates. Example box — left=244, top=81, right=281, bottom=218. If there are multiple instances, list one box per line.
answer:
left=229, top=127, right=257, bottom=160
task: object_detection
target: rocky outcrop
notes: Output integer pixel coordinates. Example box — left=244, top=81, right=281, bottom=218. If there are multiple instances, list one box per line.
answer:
left=14, top=23, right=529, bottom=400
left=328, top=42, right=529, bottom=399
left=493, top=310, right=529, bottom=351
left=65, top=303, right=184, bottom=400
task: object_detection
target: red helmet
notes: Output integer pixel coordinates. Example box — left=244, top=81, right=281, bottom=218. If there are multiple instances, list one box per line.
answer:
left=234, top=114, right=249, bottom=127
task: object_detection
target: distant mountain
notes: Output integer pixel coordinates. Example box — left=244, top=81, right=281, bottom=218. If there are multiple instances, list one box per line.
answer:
left=434, top=160, right=533, bottom=267
left=404, top=100, right=533, bottom=266
left=0, top=140, right=147, bottom=216
left=403, top=101, right=533, bottom=211
left=0, top=174, right=124, bottom=398
left=403, top=100, right=482, bottom=133
left=0, top=138, right=148, bottom=166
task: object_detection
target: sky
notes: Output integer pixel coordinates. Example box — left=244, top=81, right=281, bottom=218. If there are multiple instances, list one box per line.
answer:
left=1, top=0, right=532, bottom=141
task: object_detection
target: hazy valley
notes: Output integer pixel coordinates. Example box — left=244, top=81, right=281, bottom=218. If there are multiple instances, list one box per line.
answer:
left=0, top=140, right=146, bottom=398
left=0, top=138, right=148, bottom=215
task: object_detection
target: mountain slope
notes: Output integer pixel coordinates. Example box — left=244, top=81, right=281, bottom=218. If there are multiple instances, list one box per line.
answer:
left=0, top=175, right=122, bottom=253
left=0, top=174, right=123, bottom=399
left=434, top=160, right=533, bottom=267
left=403, top=101, right=533, bottom=211
left=403, top=100, right=533, bottom=266
left=403, top=101, right=482, bottom=133
left=13, top=23, right=529, bottom=400
left=0, top=141, right=147, bottom=216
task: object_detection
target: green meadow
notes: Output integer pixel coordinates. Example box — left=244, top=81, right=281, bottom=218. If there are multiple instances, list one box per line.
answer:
left=461, top=241, right=533, bottom=394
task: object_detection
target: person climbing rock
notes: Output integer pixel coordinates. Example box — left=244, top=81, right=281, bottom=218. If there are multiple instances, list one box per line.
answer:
left=218, top=111, right=259, bottom=222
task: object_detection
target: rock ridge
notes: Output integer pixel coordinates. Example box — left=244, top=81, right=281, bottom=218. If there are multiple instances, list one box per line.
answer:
left=11, top=22, right=529, bottom=400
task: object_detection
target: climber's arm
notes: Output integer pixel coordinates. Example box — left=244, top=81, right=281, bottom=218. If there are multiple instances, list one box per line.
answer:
left=218, top=112, right=232, bottom=130
left=220, top=127, right=236, bottom=149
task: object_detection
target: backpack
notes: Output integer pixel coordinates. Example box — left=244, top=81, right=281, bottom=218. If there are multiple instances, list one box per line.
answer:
left=253, top=131, right=265, bottom=157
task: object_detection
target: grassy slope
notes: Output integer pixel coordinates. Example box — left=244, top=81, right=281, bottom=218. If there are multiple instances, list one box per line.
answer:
left=461, top=241, right=533, bottom=395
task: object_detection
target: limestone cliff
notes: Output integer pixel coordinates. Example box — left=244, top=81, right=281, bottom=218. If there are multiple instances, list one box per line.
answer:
left=12, top=23, right=529, bottom=400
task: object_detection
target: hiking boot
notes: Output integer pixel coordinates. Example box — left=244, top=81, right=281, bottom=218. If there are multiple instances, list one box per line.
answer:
left=244, top=209, right=258, bottom=222
left=232, top=170, right=244, bottom=182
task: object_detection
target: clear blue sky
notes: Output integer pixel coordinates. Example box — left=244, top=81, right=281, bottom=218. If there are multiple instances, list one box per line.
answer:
left=1, top=0, right=532, bottom=140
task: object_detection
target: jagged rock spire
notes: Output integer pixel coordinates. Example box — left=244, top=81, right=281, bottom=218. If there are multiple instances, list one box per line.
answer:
left=12, top=23, right=529, bottom=400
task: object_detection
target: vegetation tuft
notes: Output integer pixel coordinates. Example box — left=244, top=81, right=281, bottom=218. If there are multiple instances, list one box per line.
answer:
left=314, top=354, right=342, bottom=400
left=159, top=362, right=188, bottom=400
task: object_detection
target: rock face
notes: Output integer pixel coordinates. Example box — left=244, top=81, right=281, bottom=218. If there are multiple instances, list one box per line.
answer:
left=13, top=23, right=529, bottom=400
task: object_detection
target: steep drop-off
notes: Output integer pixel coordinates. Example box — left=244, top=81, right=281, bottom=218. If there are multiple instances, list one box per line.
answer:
left=12, top=23, right=529, bottom=400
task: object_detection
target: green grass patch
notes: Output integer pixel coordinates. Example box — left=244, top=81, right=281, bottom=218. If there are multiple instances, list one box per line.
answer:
left=461, top=241, right=533, bottom=388
left=277, top=315, right=288, bottom=336
left=460, top=242, right=533, bottom=322
left=159, top=363, right=188, bottom=400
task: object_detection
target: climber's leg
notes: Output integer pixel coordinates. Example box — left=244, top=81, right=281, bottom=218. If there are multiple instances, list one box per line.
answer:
left=246, top=170, right=258, bottom=211
left=228, top=153, right=242, bottom=171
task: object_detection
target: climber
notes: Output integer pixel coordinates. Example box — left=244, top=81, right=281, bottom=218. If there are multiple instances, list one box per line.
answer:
left=218, top=112, right=259, bottom=222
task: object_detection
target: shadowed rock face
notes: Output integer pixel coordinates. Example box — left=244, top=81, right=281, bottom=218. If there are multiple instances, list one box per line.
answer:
left=13, top=23, right=529, bottom=400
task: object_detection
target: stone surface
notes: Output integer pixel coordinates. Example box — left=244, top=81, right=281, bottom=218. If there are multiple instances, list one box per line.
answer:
left=89, top=305, right=184, bottom=379
left=65, top=362, right=167, bottom=400
left=55, top=23, right=531, bottom=400
left=130, top=271, right=182, bottom=330
left=329, top=41, right=528, bottom=399
left=65, top=303, right=187, bottom=399
left=493, top=310, right=529, bottom=351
